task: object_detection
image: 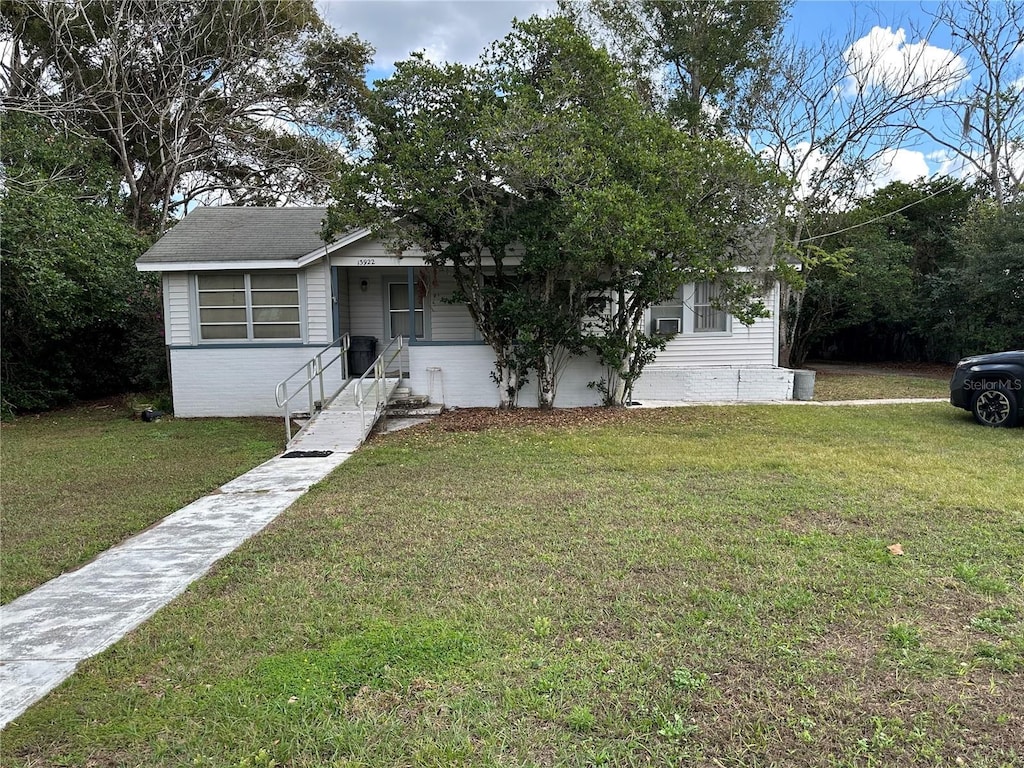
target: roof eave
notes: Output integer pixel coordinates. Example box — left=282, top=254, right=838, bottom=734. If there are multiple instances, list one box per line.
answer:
left=136, top=259, right=307, bottom=272
left=295, top=226, right=373, bottom=263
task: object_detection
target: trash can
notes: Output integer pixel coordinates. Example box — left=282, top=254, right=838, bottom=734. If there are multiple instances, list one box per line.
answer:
left=793, top=369, right=816, bottom=401
left=348, top=336, right=378, bottom=377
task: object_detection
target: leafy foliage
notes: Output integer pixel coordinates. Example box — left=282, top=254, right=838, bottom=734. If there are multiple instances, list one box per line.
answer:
left=566, top=0, right=791, bottom=132
left=927, top=202, right=1024, bottom=356
left=329, top=16, right=781, bottom=407
left=791, top=179, right=1024, bottom=365
left=2, top=0, right=372, bottom=231
left=1, top=114, right=161, bottom=413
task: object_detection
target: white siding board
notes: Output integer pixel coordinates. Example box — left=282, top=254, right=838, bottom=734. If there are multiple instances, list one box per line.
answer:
left=336, top=268, right=351, bottom=336
left=345, top=270, right=417, bottom=370
left=651, top=286, right=778, bottom=368
left=652, top=316, right=776, bottom=366
left=337, top=240, right=429, bottom=260
left=165, top=273, right=192, bottom=346
left=303, top=260, right=331, bottom=344
left=346, top=272, right=387, bottom=341
left=428, top=272, right=477, bottom=341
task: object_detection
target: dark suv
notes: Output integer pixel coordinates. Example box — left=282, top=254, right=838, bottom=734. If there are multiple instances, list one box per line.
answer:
left=949, top=350, right=1024, bottom=427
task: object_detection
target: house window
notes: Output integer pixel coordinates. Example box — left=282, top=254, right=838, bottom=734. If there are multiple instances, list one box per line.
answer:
left=388, top=282, right=424, bottom=339
left=650, top=281, right=731, bottom=335
left=693, top=281, right=728, bottom=333
left=651, top=289, right=684, bottom=335
left=197, top=273, right=300, bottom=341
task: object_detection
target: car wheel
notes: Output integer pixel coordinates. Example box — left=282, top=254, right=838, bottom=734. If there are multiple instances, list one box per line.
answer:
left=970, top=383, right=1019, bottom=427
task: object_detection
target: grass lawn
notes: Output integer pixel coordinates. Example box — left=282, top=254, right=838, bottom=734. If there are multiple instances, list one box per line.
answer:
left=3, top=403, right=1022, bottom=767
left=812, top=369, right=951, bottom=401
left=0, top=403, right=284, bottom=604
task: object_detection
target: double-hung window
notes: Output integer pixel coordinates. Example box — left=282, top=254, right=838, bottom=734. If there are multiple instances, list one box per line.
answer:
left=693, top=281, right=729, bottom=333
left=388, top=282, right=424, bottom=339
left=197, top=273, right=301, bottom=341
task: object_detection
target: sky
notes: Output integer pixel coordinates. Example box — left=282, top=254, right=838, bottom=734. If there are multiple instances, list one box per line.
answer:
left=318, top=0, right=1008, bottom=193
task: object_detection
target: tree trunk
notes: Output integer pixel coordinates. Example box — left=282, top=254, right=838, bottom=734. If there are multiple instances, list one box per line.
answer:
left=494, top=351, right=519, bottom=410
left=537, top=352, right=556, bottom=409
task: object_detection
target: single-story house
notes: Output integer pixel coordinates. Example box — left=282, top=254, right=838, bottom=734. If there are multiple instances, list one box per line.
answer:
left=136, top=206, right=796, bottom=417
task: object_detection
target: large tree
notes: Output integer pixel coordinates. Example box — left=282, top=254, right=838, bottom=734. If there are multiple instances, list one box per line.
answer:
left=1, top=114, right=159, bottom=413
left=1, top=0, right=371, bottom=232
left=907, top=0, right=1024, bottom=208
left=924, top=201, right=1024, bottom=358
left=328, top=16, right=780, bottom=408
left=564, top=0, right=790, bottom=133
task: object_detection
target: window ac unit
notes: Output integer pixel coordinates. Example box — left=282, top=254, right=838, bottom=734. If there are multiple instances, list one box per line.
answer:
left=654, top=317, right=681, bottom=335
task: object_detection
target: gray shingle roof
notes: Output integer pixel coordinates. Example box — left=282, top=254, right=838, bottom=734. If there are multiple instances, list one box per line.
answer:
left=136, top=206, right=331, bottom=264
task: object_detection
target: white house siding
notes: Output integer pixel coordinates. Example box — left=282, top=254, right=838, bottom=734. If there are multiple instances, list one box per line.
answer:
left=345, top=270, right=387, bottom=340
left=303, top=260, right=332, bottom=344
left=649, top=286, right=779, bottom=368
left=336, top=268, right=351, bottom=336
left=651, top=316, right=777, bottom=366
left=164, top=265, right=331, bottom=347
left=405, top=346, right=791, bottom=407
left=519, top=355, right=605, bottom=407
left=170, top=346, right=346, bottom=417
left=407, top=345, right=497, bottom=407
left=339, top=240, right=428, bottom=260
left=629, top=285, right=791, bottom=401
left=427, top=272, right=477, bottom=341
left=164, top=273, right=193, bottom=346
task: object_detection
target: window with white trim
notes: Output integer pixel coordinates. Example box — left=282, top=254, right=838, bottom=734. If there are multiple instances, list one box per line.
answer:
left=693, top=281, right=728, bottom=333
left=650, top=284, right=683, bottom=335
left=650, top=281, right=730, bottom=335
left=388, top=282, right=425, bottom=339
left=197, top=273, right=300, bottom=341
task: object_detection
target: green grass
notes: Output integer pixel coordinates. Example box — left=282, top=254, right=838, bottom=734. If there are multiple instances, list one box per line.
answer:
left=0, top=403, right=284, bottom=603
left=813, top=371, right=950, bottom=401
left=3, top=403, right=1023, bottom=767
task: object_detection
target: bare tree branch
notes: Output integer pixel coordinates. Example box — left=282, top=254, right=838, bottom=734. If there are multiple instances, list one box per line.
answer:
left=2, top=0, right=370, bottom=232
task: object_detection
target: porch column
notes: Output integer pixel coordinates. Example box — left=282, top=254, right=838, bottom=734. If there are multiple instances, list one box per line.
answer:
left=407, top=266, right=417, bottom=345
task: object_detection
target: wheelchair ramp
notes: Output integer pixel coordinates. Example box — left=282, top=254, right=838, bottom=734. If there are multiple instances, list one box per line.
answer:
left=286, top=377, right=402, bottom=454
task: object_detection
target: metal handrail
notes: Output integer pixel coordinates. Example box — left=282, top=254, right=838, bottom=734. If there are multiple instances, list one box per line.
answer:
left=275, top=333, right=351, bottom=443
left=354, top=335, right=405, bottom=432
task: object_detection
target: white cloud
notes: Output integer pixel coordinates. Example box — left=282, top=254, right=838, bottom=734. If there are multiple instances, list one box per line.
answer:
left=763, top=141, right=936, bottom=203
left=926, top=149, right=970, bottom=179
left=928, top=144, right=1024, bottom=188
left=781, top=141, right=828, bottom=197
left=869, top=147, right=930, bottom=186
left=320, top=0, right=557, bottom=72
left=843, top=26, right=968, bottom=98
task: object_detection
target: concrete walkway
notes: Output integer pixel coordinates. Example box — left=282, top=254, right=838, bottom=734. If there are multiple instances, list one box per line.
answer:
left=629, top=397, right=948, bottom=409
left=0, top=450, right=357, bottom=729
left=287, top=377, right=399, bottom=453
left=0, top=376, right=409, bottom=728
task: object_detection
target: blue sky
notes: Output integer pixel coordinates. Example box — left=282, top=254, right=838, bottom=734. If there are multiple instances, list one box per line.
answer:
left=321, top=1, right=951, bottom=78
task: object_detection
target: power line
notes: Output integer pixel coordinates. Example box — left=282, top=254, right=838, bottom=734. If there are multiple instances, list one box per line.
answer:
left=802, top=178, right=967, bottom=242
